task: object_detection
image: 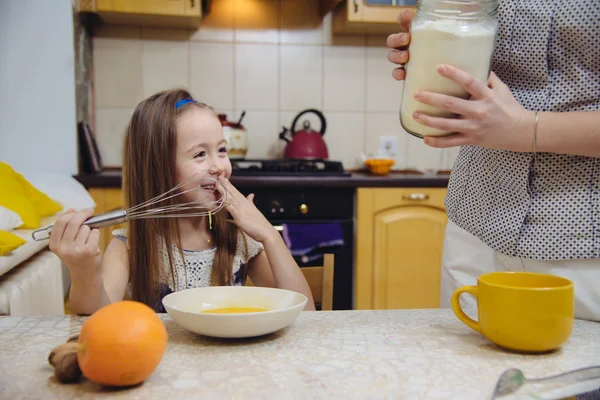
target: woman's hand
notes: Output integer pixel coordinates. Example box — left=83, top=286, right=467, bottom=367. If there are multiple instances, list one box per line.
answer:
left=387, top=9, right=416, bottom=81
left=217, top=176, right=278, bottom=244
left=48, top=208, right=102, bottom=276
left=414, top=65, right=535, bottom=152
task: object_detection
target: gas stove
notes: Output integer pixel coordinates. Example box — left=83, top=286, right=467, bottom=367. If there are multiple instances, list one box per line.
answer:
left=230, top=158, right=354, bottom=310
left=231, top=159, right=350, bottom=177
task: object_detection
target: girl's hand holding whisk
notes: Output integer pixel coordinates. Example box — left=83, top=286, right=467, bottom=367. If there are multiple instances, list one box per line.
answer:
left=217, top=176, right=279, bottom=244
left=48, top=208, right=102, bottom=276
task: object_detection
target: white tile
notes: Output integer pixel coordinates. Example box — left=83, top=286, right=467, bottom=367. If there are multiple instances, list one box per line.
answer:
left=323, top=46, right=366, bottom=112
left=140, top=28, right=191, bottom=41
left=235, top=29, right=279, bottom=44
left=93, top=38, right=143, bottom=108
left=141, top=40, right=188, bottom=98
left=189, top=42, right=235, bottom=110
left=366, top=47, right=403, bottom=112
left=229, top=111, right=280, bottom=159
left=280, top=0, right=324, bottom=45
left=279, top=45, right=323, bottom=111
left=405, top=135, right=446, bottom=173
left=235, top=44, right=278, bottom=111
left=95, top=109, right=134, bottom=167
left=323, top=112, right=366, bottom=169
left=364, top=113, right=408, bottom=169
left=445, top=146, right=461, bottom=170
left=234, top=0, right=279, bottom=44
left=191, top=27, right=235, bottom=43
left=280, top=27, right=323, bottom=46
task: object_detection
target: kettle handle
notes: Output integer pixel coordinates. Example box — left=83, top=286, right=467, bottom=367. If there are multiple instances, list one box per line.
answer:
left=290, top=109, right=327, bottom=137
left=278, top=126, right=291, bottom=143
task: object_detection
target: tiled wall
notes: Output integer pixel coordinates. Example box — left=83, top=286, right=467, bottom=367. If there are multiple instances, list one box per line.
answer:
left=93, top=0, right=459, bottom=171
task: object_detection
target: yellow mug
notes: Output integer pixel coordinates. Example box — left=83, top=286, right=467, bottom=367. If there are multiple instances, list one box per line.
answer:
left=451, top=271, right=574, bottom=353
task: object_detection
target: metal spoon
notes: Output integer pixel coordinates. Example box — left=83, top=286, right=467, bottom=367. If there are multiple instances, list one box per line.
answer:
left=492, top=366, right=600, bottom=399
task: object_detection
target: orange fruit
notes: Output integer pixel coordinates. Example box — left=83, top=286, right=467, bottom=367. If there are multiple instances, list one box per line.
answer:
left=77, top=300, right=168, bottom=387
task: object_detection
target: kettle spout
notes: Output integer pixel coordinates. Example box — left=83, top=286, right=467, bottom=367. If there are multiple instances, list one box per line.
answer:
left=278, top=127, right=291, bottom=143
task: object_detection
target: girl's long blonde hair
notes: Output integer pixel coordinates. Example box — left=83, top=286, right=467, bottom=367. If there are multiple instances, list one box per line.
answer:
left=122, top=89, right=238, bottom=307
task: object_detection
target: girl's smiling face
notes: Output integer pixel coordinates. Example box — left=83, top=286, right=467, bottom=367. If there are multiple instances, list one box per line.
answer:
left=174, top=107, right=232, bottom=203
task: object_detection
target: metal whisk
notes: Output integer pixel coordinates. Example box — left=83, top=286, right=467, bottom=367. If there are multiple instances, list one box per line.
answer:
left=32, top=173, right=227, bottom=241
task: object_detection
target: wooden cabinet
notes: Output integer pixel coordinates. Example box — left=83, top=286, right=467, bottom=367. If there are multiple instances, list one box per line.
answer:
left=77, top=0, right=204, bottom=29
left=96, top=0, right=201, bottom=16
left=323, top=0, right=416, bottom=35
left=88, top=188, right=125, bottom=253
left=355, top=187, right=447, bottom=310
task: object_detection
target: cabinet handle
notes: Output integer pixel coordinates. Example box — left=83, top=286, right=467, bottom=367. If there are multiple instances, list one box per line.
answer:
left=402, top=193, right=430, bottom=201
left=190, top=0, right=194, bottom=7
left=353, top=0, right=359, bottom=13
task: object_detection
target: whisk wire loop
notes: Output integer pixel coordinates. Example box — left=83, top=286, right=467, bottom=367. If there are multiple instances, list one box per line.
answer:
left=31, top=172, right=227, bottom=241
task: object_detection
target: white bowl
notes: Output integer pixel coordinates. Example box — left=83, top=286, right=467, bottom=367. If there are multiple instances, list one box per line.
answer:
left=162, top=286, right=308, bottom=338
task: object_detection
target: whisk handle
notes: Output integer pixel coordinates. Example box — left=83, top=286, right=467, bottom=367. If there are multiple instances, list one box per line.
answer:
left=31, top=210, right=128, bottom=241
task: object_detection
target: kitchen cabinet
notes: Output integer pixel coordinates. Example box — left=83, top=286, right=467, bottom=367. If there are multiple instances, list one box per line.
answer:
left=355, top=187, right=447, bottom=310
left=76, top=0, right=204, bottom=29
left=88, top=188, right=124, bottom=253
left=322, top=0, right=416, bottom=35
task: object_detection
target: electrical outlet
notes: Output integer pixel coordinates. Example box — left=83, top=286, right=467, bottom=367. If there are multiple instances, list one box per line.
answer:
left=379, top=136, right=398, bottom=159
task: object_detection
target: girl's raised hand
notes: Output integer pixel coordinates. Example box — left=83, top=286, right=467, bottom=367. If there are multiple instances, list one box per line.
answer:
left=217, top=176, right=278, bottom=244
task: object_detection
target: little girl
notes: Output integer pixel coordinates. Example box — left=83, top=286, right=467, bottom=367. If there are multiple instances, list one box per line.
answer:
left=49, top=89, right=316, bottom=314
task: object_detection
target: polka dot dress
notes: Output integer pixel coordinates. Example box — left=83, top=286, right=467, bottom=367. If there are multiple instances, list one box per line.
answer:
left=445, top=0, right=600, bottom=261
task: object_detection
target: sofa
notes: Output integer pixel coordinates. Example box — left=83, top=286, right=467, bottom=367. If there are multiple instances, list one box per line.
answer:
left=0, top=169, right=95, bottom=316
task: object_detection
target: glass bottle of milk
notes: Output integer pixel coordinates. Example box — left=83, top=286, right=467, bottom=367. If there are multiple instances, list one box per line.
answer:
left=400, top=0, right=498, bottom=138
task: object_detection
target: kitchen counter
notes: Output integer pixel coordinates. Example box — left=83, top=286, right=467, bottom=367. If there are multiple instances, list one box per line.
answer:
left=1, top=309, right=599, bottom=399
left=73, top=170, right=450, bottom=189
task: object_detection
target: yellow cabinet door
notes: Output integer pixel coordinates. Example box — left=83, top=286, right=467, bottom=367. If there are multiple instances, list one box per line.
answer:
left=355, top=187, right=448, bottom=310
left=352, top=1, right=408, bottom=23
left=372, top=205, right=447, bottom=309
left=96, top=0, right=189, bottom=16
left=82, top=0, right=202, bottom=28
left=331, top=0, right=413, bottom=35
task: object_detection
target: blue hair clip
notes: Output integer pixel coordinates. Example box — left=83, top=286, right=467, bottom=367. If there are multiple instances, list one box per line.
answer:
left=175, top=99, right=196, bottom=109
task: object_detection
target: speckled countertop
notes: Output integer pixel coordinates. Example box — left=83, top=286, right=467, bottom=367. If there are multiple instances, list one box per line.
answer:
left=1, top=309, right=599, bottom=400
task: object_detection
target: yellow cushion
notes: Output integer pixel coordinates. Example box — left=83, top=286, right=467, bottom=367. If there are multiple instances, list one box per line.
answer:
left=14, top=170, right=62, bottom=216
left=0, top=162, right=62, bottom=229
left=0, top=163, right=41, bottom=229
left=0, top=230, right=26, bottom=256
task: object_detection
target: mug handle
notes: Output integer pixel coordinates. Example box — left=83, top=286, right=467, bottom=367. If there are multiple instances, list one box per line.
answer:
left=451, top=286, right=482, bottom=334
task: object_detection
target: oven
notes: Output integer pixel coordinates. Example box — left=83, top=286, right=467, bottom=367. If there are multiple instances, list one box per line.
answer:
left=231, top=159, right=355, bottom=310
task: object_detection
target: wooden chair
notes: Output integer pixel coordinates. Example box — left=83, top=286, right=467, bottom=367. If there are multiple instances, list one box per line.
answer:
left=245, top=254, right=335, bottom=311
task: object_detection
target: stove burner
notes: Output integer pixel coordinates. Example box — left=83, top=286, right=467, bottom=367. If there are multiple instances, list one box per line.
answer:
left=231, top=159, right=349, bottom=177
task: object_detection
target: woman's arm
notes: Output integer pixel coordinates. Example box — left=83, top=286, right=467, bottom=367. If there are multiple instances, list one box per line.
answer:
left=534, top=111, right=600, bottom=157
left=412, top=65, right=600, bottom=157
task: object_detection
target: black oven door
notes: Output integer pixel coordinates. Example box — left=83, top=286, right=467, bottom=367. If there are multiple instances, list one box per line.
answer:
left=270, top=218, right=354, bottom=311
